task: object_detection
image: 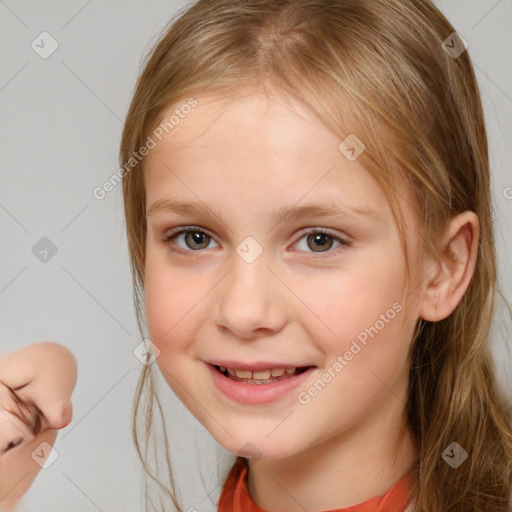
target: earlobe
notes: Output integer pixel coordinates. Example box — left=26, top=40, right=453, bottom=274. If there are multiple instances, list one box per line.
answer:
left=419, top=211, right=480, bottom=322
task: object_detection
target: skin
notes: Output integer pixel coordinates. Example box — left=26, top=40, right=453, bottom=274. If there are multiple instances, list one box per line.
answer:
left=143, top=89, right=479, bottom=511
left=0, top=342, right=77, bottom=511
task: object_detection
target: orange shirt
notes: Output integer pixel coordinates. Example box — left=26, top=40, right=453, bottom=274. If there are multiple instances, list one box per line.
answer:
left=218, top=458, right=414, bottom=512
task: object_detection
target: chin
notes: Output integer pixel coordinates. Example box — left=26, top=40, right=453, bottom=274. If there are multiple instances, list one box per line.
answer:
left=212, top=428, right=304, bottom=461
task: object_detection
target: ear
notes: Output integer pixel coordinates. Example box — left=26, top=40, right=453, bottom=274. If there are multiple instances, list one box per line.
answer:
left=418, top=211, right=480, bottom=322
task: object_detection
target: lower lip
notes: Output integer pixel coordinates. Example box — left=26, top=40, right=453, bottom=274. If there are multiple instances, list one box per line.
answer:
left=207, top=364, right=316, bottom=404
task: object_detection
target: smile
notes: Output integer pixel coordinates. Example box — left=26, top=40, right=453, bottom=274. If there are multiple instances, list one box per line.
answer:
left=214, top=365, right=310, bottom=383
left=207, top=363, right=316, bottom=404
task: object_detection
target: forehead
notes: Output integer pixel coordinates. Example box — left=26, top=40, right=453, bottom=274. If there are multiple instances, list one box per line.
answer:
left=146, top=91, right=367, bottom=191
left=143, top=90, right=420, bottom=242
left=150, top=90, right=335, bottom=161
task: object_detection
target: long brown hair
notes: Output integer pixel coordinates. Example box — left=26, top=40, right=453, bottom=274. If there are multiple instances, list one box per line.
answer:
left=120, top=1, right=512, bottom=510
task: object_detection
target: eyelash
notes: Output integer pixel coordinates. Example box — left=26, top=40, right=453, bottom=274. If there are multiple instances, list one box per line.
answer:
left=3, top=437, right=23, bottom=454
left=162, top=226, right=351, bottom=257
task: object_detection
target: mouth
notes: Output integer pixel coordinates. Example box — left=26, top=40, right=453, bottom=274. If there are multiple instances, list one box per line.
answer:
left=207, top=363, right=317, bottom=404
left=212, top=364, right=313, bottom=384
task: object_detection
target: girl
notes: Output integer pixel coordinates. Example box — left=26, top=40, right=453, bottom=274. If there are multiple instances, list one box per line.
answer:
left=120, top=0, right=512, bottom=510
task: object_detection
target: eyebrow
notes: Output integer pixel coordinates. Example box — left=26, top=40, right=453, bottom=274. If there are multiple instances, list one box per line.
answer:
left=146, top=199, right=383, bottom=226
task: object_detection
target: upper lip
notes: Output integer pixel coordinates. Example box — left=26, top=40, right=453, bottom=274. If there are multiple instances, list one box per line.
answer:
left=205, top=360, right=314, bottom=371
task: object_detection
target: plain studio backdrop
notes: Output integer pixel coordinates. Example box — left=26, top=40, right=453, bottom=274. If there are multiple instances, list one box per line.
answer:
left=0, top=1, right=511, bottom=511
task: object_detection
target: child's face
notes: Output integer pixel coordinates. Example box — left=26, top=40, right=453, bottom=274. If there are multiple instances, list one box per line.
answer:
left=144, top=90, right=424, bottom=460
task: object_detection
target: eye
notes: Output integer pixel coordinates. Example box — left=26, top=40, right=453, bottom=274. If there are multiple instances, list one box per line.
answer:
left=163, top=226, right=219, bottom=253
left=163, top=226, right=350, bottom=256
left=293, top=228, right=350, bottom=255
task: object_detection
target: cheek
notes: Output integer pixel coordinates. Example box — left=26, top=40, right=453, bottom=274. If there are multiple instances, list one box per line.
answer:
left=144, top=276, right=192, bottom=394
left=144, top=251, right=180, bottom=348
left=304, top=257, right=412, bottom=406
left=294, top=268, right=410, bottom=440
left=305, top=249, right=406, bottom=350
left=144, top=250, right=206, bottom=359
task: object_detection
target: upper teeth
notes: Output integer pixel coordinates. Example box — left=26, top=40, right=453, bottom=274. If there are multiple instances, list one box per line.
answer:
left=219, top=367, right=297, bottom=379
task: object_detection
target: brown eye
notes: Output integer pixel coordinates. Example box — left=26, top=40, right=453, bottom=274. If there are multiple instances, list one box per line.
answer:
left=183, top=230, right=211, bottom=250
left=306, top=232, right=335, bottom=252
left=294, top=228, right=350, bottom=255
left=164, top=227, right=218, bottom=253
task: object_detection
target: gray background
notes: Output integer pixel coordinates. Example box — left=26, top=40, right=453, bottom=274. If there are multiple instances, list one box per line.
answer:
left=0, top=1, right=511, bottom=511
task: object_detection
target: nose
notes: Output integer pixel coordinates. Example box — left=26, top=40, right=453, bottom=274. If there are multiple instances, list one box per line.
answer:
left=216, top=253, right=287, bottom=338
left=44, top=399, right=73, bottom=430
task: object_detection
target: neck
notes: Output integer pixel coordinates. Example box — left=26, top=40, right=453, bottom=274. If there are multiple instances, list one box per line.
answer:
left=247, top=395, right=418, bottom=512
